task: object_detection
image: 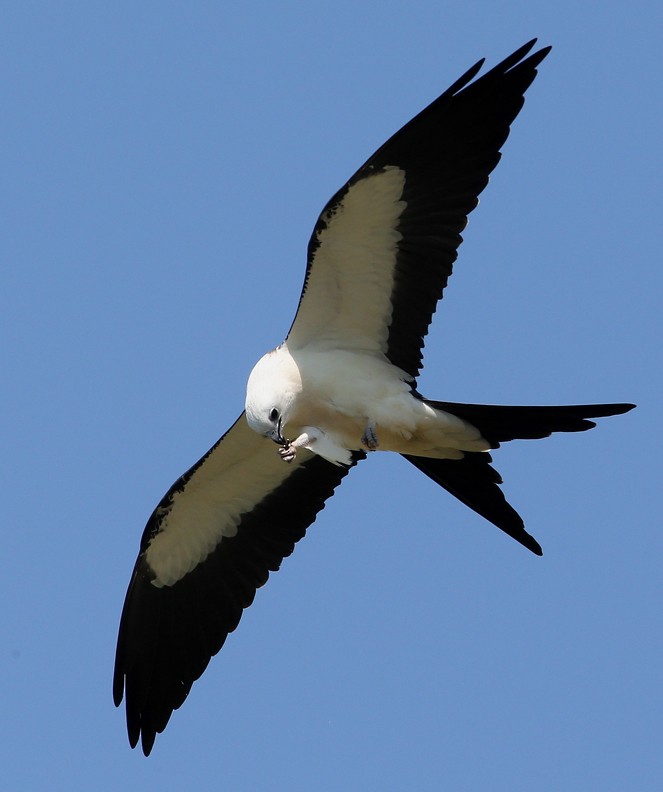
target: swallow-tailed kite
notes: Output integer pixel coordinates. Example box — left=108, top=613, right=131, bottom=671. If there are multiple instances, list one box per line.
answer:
left=113, top=39, right=634, bottom=754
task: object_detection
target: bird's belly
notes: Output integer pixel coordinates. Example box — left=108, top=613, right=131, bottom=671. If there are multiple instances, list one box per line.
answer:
left=286, top=347, right=490, bottom=456
left=288, top=380, right=489, bottom=458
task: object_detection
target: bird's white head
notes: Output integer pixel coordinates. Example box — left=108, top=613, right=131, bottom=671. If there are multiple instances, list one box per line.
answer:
left=245, top=346, right=302, bottom=445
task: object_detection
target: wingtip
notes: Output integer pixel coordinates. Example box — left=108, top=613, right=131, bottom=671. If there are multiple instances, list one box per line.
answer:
left=112, top=674, right=124, bottom=709
left=446, top=39, right=551, bottom=102
left=141, top=731, right=156, bottom=757
left=519, top=37, right=552, bottom=58
left=493, top=38, right=550, bottom=74
left=128, top=726, right=140, bottom=750
left=517, top=37, right=539, bottom=56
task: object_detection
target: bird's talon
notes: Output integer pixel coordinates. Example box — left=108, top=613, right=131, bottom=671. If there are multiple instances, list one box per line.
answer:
left=278, top=444, right=296, bottom=463
left=361, top=424, right=379, bottom=451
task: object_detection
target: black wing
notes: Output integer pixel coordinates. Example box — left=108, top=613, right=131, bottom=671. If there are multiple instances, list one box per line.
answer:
left=287, top=40, right=550, bottom=383
left=113, top=414, right=361, bottom=754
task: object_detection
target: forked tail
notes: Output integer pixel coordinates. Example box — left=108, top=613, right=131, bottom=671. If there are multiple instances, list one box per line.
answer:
left=403, top=401, right=634, bottom=554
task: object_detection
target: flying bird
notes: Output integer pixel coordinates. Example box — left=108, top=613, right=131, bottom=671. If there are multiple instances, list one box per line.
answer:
left=113, top=39, right=634, bottom=755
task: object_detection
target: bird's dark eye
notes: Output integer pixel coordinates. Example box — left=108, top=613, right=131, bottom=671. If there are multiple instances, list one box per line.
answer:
left=269, top=408, right=279, bottom=423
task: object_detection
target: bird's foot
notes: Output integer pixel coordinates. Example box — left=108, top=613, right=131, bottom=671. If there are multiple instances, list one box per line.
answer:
left=278, top=443, right=297, bottom=463
left=361, top=423, right=379, bottom=451
left=277, top=430, right=315, bottom=463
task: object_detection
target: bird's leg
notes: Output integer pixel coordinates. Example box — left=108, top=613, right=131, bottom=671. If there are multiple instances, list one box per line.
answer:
left=278, top=429, right=319, bottom=463
left=361, top=421, right=379, bottom=451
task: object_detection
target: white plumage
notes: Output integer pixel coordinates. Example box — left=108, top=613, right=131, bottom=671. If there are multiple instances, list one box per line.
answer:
left=245, top=342, right=490, bottom=465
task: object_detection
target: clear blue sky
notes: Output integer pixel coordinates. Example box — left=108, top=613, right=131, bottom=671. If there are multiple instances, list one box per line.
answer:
left=2, top=2, right=661, bottom=790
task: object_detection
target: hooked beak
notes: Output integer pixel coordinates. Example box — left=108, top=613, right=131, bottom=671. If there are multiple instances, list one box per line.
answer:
left=270, top=417, right=287, bottom=446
